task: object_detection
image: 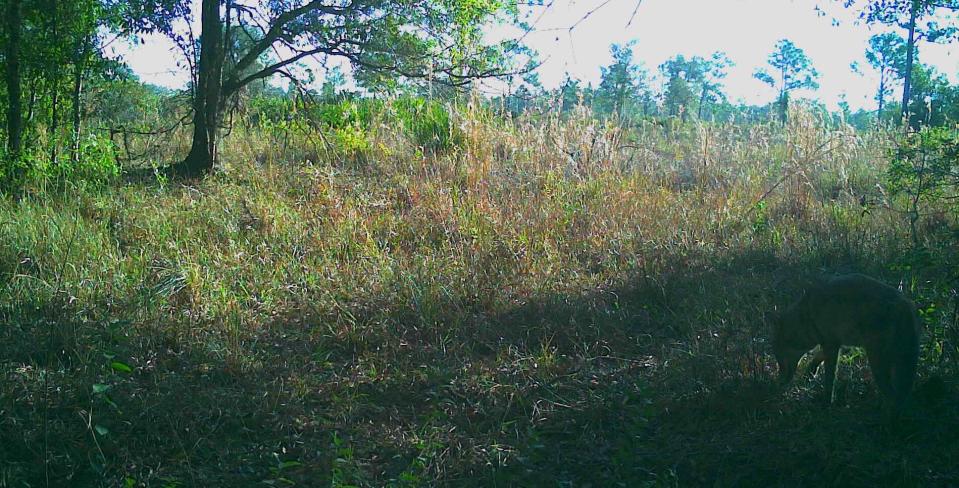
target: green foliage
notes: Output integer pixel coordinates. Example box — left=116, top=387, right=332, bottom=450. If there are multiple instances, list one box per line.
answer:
left=866, top=33, right=909, bottom=83
left=660, top=55, right=701, bottom=120
left=848, top=0, right=959, bottom=124
left=313, top=100, right=380, bottom=129
left=594, top=42, right=651, bottom=118
left=558, top=73, right=589, bottom=113
left=245, top=94, right=297, bottom=129
left=888, top=126, right=959, bottom=205
left=865, top=32, right=910, bottom=123
left=91, top=79, right=171, bottom=128
left=0, top=135, right=118, bottom=192
left=25, top=135, right=120, bottom=188
left=755, top=39, right=820, bottom=93
left=856, top=0, right=959, bottom=38
left=394, top=97, right=460, bottom=151
left=657, top=52, right=733, bottom=121
left=905, top=63, right=959, bottom=128
left=321, top=66, right=348, bottom=100
left=885, top=127, right=959, bottom=372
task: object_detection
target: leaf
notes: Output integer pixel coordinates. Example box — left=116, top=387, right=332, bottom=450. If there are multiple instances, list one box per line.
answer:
left=95, top=424, right=109, bottom=436
left=104, top=395, right=120, bottom=411
left=111, top=361, right=133, bottom=373
left=92, top=383, right=110, bottom=394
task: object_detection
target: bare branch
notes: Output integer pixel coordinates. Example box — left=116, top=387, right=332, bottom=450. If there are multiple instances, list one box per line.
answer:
left=232, top=0, right=358, bottom=76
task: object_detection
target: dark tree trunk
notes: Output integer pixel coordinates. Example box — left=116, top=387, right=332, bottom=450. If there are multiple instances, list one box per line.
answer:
left=48, top=0, right=60, bottom=166
left=71, top=45, right=87, bottom=164
left=50, top=86, right=60, bottom=165
left=4, top=0, right=23, bottom=160
left=172, top=0, right=225, bottom=177
left=779, top=65, right=788, bottom=127
left=901, top=1, right=918, bottom=128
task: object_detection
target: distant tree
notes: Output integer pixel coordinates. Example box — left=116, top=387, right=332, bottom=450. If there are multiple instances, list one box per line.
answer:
left=659, top=52, right=733, bottom=121
left=904, top=62, right=959, bottom=128
left=558, top=73, right=587, bottom=113
left=843, top=0, right=959, bottom=124
left=595, top=42, right=649, bottom=118
left=321, top=66, right=347, bottom=100
left=865, top=32, right=910, bottom=123
left=502, top=72, right=544, bottom=115
left=838, top=93, right=852, bottom=122
left=754, top=39, right=820, bottom=125
left=91, top=77, right=167, bottom=127
left=660, top=55, right=703, bottom=121
left=697, top=52, right=734, bottom=119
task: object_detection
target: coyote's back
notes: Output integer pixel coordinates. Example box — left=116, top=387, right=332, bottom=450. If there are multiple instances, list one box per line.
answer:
left=773, top=273, right=920, bottom=408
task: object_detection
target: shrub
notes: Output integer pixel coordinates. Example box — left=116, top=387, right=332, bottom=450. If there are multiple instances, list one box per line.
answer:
left=22, top=135, right=120, bottom=191
left=393, top=97, right=461, bottom=151
left=887, top=127, right=959, bottom=246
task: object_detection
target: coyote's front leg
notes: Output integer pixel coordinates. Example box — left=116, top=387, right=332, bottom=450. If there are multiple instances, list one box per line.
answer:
left=821, top=345, right=841, bottom=404
left=806, top=346, right=825, bottom=378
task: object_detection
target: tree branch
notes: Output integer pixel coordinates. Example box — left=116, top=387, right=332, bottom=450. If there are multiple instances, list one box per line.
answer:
left=231, top=0, right=357, bottom=76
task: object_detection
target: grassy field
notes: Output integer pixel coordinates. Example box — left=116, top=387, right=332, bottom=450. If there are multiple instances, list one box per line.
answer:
left=1, top=103, right=957, bottom=486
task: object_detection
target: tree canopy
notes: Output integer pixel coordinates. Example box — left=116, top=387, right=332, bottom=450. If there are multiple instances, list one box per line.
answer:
left=594, top=41, right=649, bottom=118
left=754, top=39, right=820, bottom=125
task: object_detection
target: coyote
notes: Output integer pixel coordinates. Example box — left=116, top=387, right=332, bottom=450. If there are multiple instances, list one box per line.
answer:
left=772, top=274, right=920, bottom=408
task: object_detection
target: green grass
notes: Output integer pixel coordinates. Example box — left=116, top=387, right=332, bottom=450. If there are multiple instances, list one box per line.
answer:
left=1, top=102, right=957, bottom=486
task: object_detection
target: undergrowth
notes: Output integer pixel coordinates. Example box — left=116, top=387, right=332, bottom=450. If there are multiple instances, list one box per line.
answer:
left=0, top=101, right=957, bottom=486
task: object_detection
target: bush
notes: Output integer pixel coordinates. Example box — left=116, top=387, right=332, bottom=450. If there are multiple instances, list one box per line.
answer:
left=23, top=135, right=120, bottom=190
left=887, top=127, right=959, bottom=246
left=246, top=95, right=297, bottom=128
left=393, top=97, right=461, bottom=151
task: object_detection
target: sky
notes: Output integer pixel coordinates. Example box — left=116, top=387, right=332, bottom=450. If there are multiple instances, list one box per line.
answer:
left=114, top=0, right=959, bottom=111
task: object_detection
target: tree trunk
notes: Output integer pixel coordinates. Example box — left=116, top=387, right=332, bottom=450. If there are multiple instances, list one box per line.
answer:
left=901, top=0, right=918, bottom=128
left=779, top=89, right=788, bottom=127
left=27, top=77, right=37, bottom=123
left=876, top=70, right=886, bottom=126
left=71, top=45, right=87, bottom=164
left=779, top=66, right=788, bottom=127
left=172, top=0, right=225, bottom=177
left=4, top=0, right=23, bottom=160
left=698, top=84, right=708, bottom=119
left=48, top=0, right=60, bottom=166
left=50, top=86, right=60, bottom=165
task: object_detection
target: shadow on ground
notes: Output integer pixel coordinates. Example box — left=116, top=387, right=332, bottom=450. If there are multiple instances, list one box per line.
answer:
left=2, top=250, right=958, bottom=486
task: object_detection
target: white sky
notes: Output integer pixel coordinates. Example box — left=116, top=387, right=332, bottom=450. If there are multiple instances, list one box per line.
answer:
left=114, top=0, right=959, bottom=111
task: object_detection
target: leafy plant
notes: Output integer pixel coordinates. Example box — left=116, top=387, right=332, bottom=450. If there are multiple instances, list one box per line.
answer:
left=887, top=126, right=959, bottom=246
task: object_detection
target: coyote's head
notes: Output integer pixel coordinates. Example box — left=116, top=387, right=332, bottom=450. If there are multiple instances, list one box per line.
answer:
left=771, top=312, right=804, bottom=385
